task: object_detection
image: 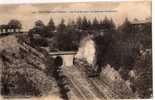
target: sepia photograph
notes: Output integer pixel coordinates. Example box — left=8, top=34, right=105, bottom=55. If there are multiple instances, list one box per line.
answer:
left=0, top=0, right=152, bottom=100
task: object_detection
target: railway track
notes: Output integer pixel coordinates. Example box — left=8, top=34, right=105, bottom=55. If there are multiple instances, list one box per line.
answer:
left=66, top=71, right=99, bottom=100
left=63, top=66, right=121, bottom=100
left=87, top=79, right=107, bottom=99
left=66, top=73, right=120, bottom=99
left=89, top=78, right=120, bottom=99
left=99, top=78, right=123, bottom=98
left=67, top=77, right=89, bottom=100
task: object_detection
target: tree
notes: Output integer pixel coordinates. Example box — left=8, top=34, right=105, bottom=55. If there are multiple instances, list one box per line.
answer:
left=67, top=20, right=76, bottom=30
left=44, top=18, right=56, bottom=37
left=119, top=18, right=132, bottom=34
left=132, top=51, right=152, bottom=98
left=76, top=17, right=82, bottom=29
left=110, top=18, right=116, bottom=31
left=47, top=18, right=55, bottom=32
left=34, top=20, right=45, bottom=29
left=81, top=16, right=90, bottom=30
left=98, top=17, right=116, bottom=32
left=28, top=20, right=48, bottom=47
left=32, top=20, right=48, bottom=37
left=57, top=19, right=66, bottom=32
left=8, top=19, right=22, bottom=32
left=87, top=19, right=92, bottom=30
left=92, top=17, right=99, bottom=30
left=102, top=16, right=112, bottom=30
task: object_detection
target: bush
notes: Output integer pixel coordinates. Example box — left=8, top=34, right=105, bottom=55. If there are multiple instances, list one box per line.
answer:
left=133, top=51, right=152, bottom=98
left=0, top=44, right=54, bottom=97
left=1, top=67, right=53, bottom=96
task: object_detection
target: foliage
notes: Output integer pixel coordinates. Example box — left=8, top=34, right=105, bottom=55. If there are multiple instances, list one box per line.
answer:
left=57, top=19, right=66, bottom=32
left=4, top=16, right=152, bottom=99
left=0, top=44, right=54, bottom=96
left=8, top=19, right=22, bottom=29
left=133, top=51, right=152, bottom=98
left=47, top=18, right=55, bottom=31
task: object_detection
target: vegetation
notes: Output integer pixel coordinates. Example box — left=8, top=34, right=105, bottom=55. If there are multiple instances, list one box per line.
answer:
left=0, top=44, right=54, bottom=96
left=1, top=16, right=151, bottom=98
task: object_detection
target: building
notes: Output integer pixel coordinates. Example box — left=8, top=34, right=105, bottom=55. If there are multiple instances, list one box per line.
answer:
left=130, top=18, right=151, bottom=33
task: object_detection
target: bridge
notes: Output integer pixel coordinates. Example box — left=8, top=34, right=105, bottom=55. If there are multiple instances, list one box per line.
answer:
left=49, top=51, right=77, bottom=66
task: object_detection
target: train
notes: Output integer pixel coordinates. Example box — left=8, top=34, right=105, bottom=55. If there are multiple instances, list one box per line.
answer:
left=0, top=24, right=22, bottom=35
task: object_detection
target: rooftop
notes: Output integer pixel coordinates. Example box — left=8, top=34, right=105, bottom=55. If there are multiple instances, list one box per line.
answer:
left=131, top=18, right=151, bottom=25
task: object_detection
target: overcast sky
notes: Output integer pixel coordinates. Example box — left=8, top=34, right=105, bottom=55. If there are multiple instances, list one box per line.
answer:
left=0, top=1, right=151, bottom=30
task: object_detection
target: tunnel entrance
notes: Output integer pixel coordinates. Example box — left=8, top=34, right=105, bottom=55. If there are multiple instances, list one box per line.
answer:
left=54, top=56, right=63, bottom=67
left=49, top=51, right=77, bottom=67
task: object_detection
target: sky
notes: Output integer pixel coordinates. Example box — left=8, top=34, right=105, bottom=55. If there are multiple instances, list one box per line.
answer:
left=0, top=1, right=151, bottom=31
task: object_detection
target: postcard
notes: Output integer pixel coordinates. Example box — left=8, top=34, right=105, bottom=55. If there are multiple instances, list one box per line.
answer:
left=0, top=1, right=152, bottom=100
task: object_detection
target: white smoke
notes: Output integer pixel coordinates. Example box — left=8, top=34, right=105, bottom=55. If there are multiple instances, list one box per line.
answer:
left=75, top=34, right=96, bottom=64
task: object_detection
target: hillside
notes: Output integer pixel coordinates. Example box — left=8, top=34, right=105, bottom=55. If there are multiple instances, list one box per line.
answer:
left=0, top=35, right=60, bottom=99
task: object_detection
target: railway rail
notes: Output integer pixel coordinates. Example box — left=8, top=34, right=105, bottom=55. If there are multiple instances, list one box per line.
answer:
left=63, top=65, right=121, bottom=99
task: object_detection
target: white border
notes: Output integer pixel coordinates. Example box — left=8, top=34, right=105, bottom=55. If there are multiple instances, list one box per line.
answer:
left=152, top=0, right=154, bottom=99
left=0, top=0, right=151, bottom=4
left=0, top=0, right=153, bottom=99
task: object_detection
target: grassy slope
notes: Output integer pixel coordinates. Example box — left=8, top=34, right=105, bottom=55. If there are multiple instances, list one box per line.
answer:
left=0, top=35, right=60, bottom=98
